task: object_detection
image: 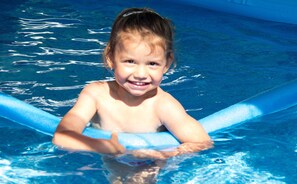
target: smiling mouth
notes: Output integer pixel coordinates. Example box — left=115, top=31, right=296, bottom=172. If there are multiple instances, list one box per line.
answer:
left=128, top=81, right=150, bottom=86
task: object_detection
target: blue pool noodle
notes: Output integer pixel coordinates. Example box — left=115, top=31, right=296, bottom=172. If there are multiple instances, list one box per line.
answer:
left=1, top=79, right=297, bottom=150
left=172, top=0, right=297, bottom=25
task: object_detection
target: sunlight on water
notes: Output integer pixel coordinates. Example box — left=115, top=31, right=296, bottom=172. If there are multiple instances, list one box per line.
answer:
left=37, top=47, right=102, bottom=56
left=0, top=158, right=84, bottom=183
left=159, top=152, right=286, bottom=184
left=19, top=18, right=80, bottom=30
left=186, top=152, right=286, bottom=184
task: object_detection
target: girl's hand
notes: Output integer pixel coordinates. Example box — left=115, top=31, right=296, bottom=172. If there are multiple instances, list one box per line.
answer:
left=176, top=141, right=213, bottom=155
left=109, top=132, right=126, bottom=155
left=129, top=141, right=213, bottom=160
left=129, top=149, right=178, bottom=160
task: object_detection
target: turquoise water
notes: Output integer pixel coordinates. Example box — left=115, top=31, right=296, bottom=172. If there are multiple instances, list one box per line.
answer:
left=1, top=0, right=297, bottom=183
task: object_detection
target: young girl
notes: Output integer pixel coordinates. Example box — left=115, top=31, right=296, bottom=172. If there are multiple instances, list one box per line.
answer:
left=52, top=7, right=211, bottom=159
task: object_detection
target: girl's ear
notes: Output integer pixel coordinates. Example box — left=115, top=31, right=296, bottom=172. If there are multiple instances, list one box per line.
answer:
left=164, top=52, right=174, bottom=73
left=106, top=54, right=114, bottom=69
left=104, top=44, right=114, bottom=69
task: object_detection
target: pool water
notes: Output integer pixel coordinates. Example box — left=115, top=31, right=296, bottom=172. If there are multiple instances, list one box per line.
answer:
left=1, top=0, right=297, bottom=183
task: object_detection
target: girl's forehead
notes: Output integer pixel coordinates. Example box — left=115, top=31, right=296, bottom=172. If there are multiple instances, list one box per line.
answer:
left=117, top=31, right=166, bottom=50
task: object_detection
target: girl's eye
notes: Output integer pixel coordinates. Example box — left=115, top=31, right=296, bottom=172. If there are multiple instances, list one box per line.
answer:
left=124, top=60, right=135, bottom=64
left=148, top=62, right=159, bottom=66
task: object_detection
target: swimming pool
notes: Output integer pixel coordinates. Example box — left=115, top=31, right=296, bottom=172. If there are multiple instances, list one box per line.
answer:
left=1, top=0, right=297, bottom=183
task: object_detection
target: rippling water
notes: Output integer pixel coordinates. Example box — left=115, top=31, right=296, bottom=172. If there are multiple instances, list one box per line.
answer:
left=1, top=0, right=297, bottom=183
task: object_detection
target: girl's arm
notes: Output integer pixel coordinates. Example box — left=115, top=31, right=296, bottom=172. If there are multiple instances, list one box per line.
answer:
left=52, top=84, right=125, bottom=154
left=53, top=129, right=125, bottom=154
left=158, top=93, right=211, bottom=144
left=131, top=93, right=213, bottom=160
left=160, top=93, right=213, bottom=155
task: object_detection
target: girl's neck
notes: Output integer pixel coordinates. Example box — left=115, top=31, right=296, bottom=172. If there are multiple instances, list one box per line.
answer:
left=110, top=81, right=157, bottom=107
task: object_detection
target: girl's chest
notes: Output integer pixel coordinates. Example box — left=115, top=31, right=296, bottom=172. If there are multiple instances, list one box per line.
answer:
left=96, top=100, right=163, bottom=133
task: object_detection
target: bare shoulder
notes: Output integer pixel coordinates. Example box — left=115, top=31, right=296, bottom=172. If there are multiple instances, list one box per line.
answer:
left=154, top=88, right=190, bottom=129
left=83, top=81, right=108, bottom=91
left=80, top=81, right=111, bottom=96
left=155, top=88, right=185, bottom=114
left=156, top=88, right=183, bottom=106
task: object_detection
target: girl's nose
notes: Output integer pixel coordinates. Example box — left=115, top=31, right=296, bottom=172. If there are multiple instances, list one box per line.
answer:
left=134, top=65, right=148, bottom=79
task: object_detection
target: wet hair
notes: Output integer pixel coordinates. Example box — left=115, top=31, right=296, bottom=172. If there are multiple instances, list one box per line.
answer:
left=103, top=8, right=175, bottom=68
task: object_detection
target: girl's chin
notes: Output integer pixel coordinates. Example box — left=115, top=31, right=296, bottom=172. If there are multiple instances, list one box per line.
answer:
left=115, top=82, right=158, bottom=97
left=125, top=87, right=157, bottom=98
left=126, top=89, right=149, bottom=97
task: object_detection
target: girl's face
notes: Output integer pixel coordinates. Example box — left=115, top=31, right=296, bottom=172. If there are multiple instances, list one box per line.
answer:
left=111, top=32, right=172, bottom=97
